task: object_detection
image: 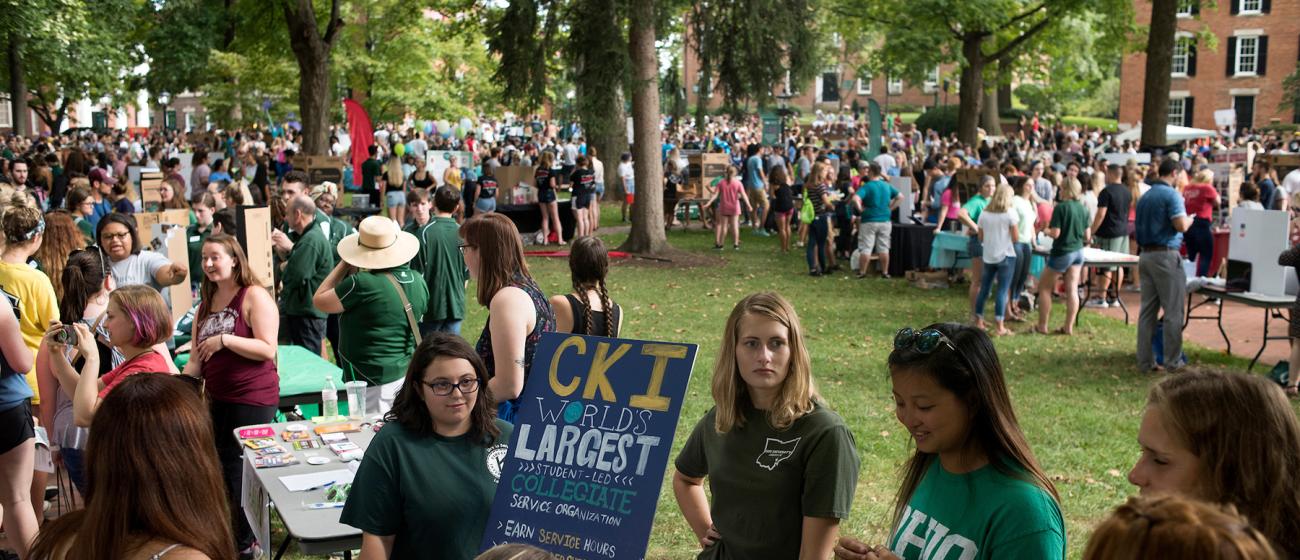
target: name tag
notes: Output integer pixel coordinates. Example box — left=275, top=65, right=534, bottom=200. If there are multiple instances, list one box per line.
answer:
left=189, top=235, right=201, bottom=242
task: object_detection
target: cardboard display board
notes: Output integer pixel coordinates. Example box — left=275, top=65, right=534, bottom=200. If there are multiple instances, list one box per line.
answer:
left=136, top=210, right=193, bottom=324
left=290, top=155, right=346, bottom=187
left=685, top=153, right=730, bottom=199
left=480, top=333, right=698, bottom=559
left=1228, top=208, right=1294, bottom=296
left=426, top=151, right=475, bottom=187
left=495, top=165, right=536, bottom=205
left=236, top=206, right=276, bottom=293
left=139, top=171, right=164, bottom=208
left=952, top=168, right=983, bottom=204
left=1264, top=153, right=1300, bottom=178
left=1209, top=149, right=1248, bottom=216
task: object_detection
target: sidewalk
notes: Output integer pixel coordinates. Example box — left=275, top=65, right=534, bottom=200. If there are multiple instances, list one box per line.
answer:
left=1087, top=287, right=1293, bottom=368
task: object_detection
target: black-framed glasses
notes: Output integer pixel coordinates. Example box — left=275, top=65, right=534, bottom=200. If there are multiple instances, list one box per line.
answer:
left=894, top=327, right=956, bottom=354
left=458, top=241, right=475, bottom=254
left=423, top=378, right=480, bottom=396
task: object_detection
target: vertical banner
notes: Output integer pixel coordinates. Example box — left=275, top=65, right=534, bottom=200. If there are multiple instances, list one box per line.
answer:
left=481, top=333, right=697, bottom=559
left=760, top=111, right=781, bottom=146
left=868, top=99, right=883, bottom=158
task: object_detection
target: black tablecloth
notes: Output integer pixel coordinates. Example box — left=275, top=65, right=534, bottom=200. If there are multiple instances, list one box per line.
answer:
left=497, top=201, right=576, bottom=241
left=889, top=222, right=934, bottom=276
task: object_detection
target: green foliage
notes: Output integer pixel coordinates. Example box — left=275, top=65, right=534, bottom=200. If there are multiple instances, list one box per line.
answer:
left=689, top=0, right=823, bottom=110
left=1281, top=68, right=1300, bottom=114
left=200, top=50, right=298, bottom=129
left=1072, top=76, right=1120, bottom=119
left=914, top=104, right=961, bottom=136
left=1015, top=83, right=1063, bottom=117
left=139, top=0, right=232, bottom=100
left=486, top=0, right=560, bottom=112
left=566, top=0, right=628, bottom=142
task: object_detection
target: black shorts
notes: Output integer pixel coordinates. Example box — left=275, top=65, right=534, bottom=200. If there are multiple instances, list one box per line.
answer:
left=572, top=193, right=590, bottom=209
left=538, top=189, right=557, bottom=204
left=0, top=400, right=34, bottom=455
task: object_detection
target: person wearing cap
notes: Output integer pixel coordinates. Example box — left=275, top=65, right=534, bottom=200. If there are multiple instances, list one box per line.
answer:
left=86, top=168, right=116, bottom=227
left=1135, top=159, right=1192, bottom=372
left=313, top=215, right=428, bottom=415
left=278, top=195, right=332, bottom=355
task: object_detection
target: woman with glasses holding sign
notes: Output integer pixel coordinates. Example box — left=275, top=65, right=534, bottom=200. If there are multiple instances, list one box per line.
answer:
left=341, top=333, right=512, bottom=560
left=834, top=323, right=1064, bottom=560
left=673, top=292, right=859, bottom=560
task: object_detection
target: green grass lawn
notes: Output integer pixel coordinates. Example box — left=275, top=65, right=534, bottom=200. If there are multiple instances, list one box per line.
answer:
left=1060, top=116, right=1119, bottom=132
left=280, top=203, right=1288, bottom=559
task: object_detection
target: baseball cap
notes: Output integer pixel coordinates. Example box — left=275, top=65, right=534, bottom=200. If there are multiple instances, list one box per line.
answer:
left=88, top=168, right=117, bottom=185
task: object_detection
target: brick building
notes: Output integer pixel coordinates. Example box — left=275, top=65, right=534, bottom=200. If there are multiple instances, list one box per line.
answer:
left=680, top=38, right=957, bottom=115
left=1119, top=0, right=1299, bottom=131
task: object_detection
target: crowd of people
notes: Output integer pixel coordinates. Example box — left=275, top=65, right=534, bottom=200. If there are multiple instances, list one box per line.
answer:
left=0, top=110, right=1296, bottom=560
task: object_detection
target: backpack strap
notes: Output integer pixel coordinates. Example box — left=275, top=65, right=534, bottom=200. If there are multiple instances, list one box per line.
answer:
left=383, top=273, right=422, bottom=346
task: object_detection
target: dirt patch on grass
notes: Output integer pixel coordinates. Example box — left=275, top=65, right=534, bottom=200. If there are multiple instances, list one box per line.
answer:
left=614, top=246, right=723, bottom=269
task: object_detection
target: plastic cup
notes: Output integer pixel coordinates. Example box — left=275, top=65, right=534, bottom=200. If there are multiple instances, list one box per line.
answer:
left=345, top=381, right=368, bottom=419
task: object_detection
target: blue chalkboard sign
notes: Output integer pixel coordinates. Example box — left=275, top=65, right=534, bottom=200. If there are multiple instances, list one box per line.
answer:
left=481, top=333, right=698, bottom=559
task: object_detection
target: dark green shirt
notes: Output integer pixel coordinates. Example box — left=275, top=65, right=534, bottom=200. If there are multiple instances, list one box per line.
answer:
left=74, top=217, right=95, bottom=245
left=279, top=216, right=332, bottom=318
left=186, top=222, right=212, bottom=287
left=341, top=419, right=512, bottom=560
left=411, top=216, right=467, bottom=322
left=337, top=265, right=429, bottom=385
left=1048, top=199, right=1088, bottom=256
left=361, top=158, right=383, bottom=194
left=675, top=402, right=860, bottom=560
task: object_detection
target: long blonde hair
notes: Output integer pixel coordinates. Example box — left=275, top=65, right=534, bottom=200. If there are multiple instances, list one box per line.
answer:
left=985, top=184, right=1014, bottom=213
left=1058, top=176, right=1083, bottom=201
left=711, top=292, right=818, bottom=433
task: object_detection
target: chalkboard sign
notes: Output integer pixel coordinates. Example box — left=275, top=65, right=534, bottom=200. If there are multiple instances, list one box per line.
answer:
left=761, top=115, right=781, bottom=146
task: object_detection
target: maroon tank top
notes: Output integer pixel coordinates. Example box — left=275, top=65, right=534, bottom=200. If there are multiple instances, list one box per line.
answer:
left=197, top=287, right=279, bottom=407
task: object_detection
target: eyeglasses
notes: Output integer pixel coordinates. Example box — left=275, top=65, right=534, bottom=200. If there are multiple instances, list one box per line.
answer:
left=423, top=378, right=480, bottom=396
left=458, top=242, right=475, bottom=254
left=893, top=327, right=956, bottom=354
left=102, top=231, right=131, bottom=241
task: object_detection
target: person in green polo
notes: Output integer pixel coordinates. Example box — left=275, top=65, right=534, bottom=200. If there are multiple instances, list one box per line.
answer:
left=279, top=195, right=333, bottom=355
left=187, top=193, right=216, bottom=290
left=313, top=215, right=428, bottom=415
left=413, top=186, right=467, bottom=335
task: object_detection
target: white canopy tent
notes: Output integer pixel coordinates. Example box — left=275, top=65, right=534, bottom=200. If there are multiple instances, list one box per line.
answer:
left=1114, top=125, right=1218, bottom=144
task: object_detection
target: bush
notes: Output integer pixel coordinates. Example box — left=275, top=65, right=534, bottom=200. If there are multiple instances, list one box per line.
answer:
left=889, top=103, right=922, bottom=114
left=914, top=105, right=961, bottom=136
left=1014, top=83, right=1063, bottom=118
left=1000, top=107, right=1034, bottom=120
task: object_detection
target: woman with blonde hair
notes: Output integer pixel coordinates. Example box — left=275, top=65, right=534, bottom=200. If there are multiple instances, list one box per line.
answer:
left=1126, top=368, right=1300, bottom=558
left=1084, top=495, right=1277, bottom=560
left=1183, top=167, right=1220, bottom=277
left=1035, top=176, right=1088, bottom=335
left=33, top=210, right=87, bottom=301
left=382, top=152, right=408, bottom=227
left=159, top=177, right=189, bottom=211
left=675, top=292, right=859, bottom=559
left=973, top=184, right=1020, bottom=335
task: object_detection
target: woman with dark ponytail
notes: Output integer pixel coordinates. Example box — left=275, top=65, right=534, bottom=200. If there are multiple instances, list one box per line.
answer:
left=550, top=236, right=622, bottom=337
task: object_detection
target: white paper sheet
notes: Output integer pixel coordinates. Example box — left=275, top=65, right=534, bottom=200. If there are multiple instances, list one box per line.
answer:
left=278, top=468, right=356, bottom=492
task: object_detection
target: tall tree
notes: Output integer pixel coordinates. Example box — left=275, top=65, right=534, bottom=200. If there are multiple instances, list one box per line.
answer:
left=689, top=0, right=820, bottom=115
left=283, top=0, right=343, bottom=155
left=567, top=0, right=629, bottom=192
left=1140, top=0, right=1177, bottom=147
left=621, top=0, right=667, bottom=254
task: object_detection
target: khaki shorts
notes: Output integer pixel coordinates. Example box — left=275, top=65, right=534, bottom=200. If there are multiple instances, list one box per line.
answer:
left=857, top=221, right=892, bottom=253
left=1096, top=235, right=1128, bottom=271
left=747, top=188, right=768, bottom=210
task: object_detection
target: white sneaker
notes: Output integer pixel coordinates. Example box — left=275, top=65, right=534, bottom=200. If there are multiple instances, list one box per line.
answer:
left=1084, top=298, right=1109, bottom=308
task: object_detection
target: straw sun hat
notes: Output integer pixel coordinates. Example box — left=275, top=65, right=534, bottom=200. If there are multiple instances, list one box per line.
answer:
left=336, top=215, right=419, bottom=270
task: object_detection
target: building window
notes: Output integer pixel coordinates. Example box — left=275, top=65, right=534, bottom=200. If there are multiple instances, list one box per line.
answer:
left=1176, top=0, right=1197, bottom=16
left=1168, top=98, right=1187, bottom=127
left=820, top=72, right=841, bottom=103
left=1239, top=0, right=1262, bottom=14
left=1236, top=35, right=1258, bottom=75
left=888, top=77, right=903, bottom=95
left=1172, top=37, right=1191, bottom=76
left=923, top=67, right=940, bottom=92
left=0, top=97, right=11, bottom=129
left=857, top=75, right=872, bottom=95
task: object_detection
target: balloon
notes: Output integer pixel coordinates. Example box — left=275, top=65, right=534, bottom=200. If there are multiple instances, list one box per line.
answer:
left=424, top=122, right=434, bottom=135
left=459, top=117, right=473, bottom=130
left=436, top=120, right=450, bottom=134
left=455, top=125, right=468, bottom=139
left=394, top=143, right=406, bottom=156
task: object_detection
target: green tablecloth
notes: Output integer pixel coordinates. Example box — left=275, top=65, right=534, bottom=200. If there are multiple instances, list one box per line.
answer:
left=175, top=344, right=343, bottom=401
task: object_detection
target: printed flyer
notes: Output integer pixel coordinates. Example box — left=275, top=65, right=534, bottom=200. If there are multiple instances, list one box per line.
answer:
left=481, top=333, right=697, bottom=559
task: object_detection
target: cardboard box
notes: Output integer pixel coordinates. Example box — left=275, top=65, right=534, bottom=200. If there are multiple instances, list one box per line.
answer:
left=495, top=165, right=535, bottom=205
left=906, top=269, right=949, bottom=290
left=236, top=206, right=275, bottom=294
left=135, top=210, right=193, bottom=324
left=139, top=171, right=164, bottom=208
left=290, top=155, right=346, bottom=187
left=686, top=153, right=729, bottom=199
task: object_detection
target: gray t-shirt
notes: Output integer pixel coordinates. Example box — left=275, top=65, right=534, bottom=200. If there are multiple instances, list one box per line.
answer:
left=111, top=250, right=171, bottom=292
left=1033, top=177, right=1055, bottom=203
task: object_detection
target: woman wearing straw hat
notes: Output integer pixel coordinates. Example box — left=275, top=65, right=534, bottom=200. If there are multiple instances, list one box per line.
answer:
left=314, top=215, right=429, bottom=415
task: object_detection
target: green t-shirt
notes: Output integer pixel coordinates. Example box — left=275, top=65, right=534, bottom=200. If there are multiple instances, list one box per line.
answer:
left=412, top=216, right=467, bottom=322
left=337, top=265, right=429, bottom=385
left=887, top=460, right=1065, bottom=560
left=186, top=222, right=212, bottom=287
left=675, top=402, right=860, bottom=560
left=280, top=219, right=333, bottom=318
left=1048, top=199, right=1088, bottom=256
left=856, top=179, right=900, bottom=223
left=341, top=419, right=513, bottom=560
left=963, top=194, right=989, bottom=226
left=74, top=216, right=95, bottom=244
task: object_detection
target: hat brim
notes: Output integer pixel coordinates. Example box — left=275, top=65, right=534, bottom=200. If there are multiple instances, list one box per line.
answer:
left=336, top=230, right=420, bottom=270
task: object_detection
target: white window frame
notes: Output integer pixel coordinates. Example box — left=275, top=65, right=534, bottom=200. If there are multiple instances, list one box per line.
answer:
left=0, top=96, right=11, bottom=129
left=1239, top=0, right=1262, bottom=14
left=1168, top=97, right=1187, bottom=127
left=857, top=75, right=872, bottom=95
left=1235, top=35, right=1259, bottom=76
left=923, top=66, right=940, bottom=93
left=1176, top=0, right=1195, bottom=17
left=1171, top=34, right=1192, bottom=76
left=888, top=76, right=903, bottom=95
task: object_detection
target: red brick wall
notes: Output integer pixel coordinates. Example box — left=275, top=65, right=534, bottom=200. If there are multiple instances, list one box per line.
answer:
left=1119, top=0, right=1299, bottom=130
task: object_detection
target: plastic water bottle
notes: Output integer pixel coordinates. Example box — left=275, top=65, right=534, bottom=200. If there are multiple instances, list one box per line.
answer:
left=322, top=375, right=339, bottom=418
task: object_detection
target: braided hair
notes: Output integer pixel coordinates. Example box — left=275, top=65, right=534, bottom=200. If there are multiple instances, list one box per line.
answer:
left=568, top=236, right=615, bottom=337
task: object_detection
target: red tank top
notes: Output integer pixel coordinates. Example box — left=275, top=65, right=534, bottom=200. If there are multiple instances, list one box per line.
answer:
left=197, top=287, right=279, bottom=407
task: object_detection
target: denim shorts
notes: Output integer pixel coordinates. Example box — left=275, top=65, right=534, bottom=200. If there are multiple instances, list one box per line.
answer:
left=966, top=235, right=983, bottom=259
left=386, top=190, right=407, bottom=207
left=475, top=197, right=497, bottom=214
left=1046, top=249, right=1085, bottom=273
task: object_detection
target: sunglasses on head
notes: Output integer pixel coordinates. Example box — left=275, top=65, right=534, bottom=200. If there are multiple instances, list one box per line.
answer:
left=893, top=327, right=956, bottom=354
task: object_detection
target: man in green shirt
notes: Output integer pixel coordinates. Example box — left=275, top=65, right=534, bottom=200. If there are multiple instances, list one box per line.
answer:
left=187, top=195, right=215, bottom=290
left=279, top=195, right=333, bottom=355
left=413, top=186, right=467, bottom=335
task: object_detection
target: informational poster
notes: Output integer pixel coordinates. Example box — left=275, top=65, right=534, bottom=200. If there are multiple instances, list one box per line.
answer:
left=427, top=151, right=475, bottom=187
left=237, top=206, right=275, bottom=294
left=481, top=333, right=698, bottom=559
left=761, top=113, right=781, bottom=146
left=241, top=455, right=272, bottom=557
left=1210, top=148, right=1248, bottom=213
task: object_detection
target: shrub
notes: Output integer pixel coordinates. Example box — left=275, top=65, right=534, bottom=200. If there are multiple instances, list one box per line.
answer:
left=914, top=105, right=961, bottom=136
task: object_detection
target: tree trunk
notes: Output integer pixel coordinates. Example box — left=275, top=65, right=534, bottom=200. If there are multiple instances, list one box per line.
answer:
left=592, top=86, right=627, bottom=196
left=957, top=35, right=987, bottom=146
left=283, top=0, right=342, bottom=156
left=1141, top=0, right=1177, bottom=148
left=570, top=0, right=628, bottom=197
left=619, top=0, right=669, bottom=255
left=7, top=37, right=27, bottom=136
left=230, top=76, right=243, bottom=126
left=695, top=56, right=711, bottom=133
left=982, top=87, right=1001, bottom=136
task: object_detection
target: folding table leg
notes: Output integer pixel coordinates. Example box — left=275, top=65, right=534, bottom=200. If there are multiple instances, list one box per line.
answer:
left=273, top=536, right=293, bottom=560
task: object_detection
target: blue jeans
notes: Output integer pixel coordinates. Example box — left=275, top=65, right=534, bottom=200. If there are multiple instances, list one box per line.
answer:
left=806, top=215, right=829, bottom=272
left=975, top=255, right=1017, bottom=321
left=62, top=447, right=88, bottom=497
left=420, top=319, right=462, bottom=336
left=1010, top=242, right=1031, bottom=307
left=474, top=197, right=497, bottom=214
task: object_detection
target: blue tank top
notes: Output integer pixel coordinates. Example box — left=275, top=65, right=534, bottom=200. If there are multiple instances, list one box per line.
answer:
left=0, top=339, right=33, bottom=412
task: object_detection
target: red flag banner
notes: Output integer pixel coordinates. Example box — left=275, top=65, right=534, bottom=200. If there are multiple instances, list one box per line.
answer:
left=344, top=99, right=374, bottom=187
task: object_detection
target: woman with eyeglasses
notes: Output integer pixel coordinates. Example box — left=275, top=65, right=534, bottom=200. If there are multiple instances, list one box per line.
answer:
left=835, top=323, right=1064, bottom=560
left=674, top=292, right=859, bottom=560
left=96, top=212, right=189, bottom=295
left=64, top=186, right=97, bottom=244
left=341, top=332, right=511, bottom=560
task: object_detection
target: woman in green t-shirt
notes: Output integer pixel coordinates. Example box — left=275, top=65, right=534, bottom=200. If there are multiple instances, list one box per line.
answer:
left=341, top=333, right=511, bottom=560
left=1035, top=176, right=1089, bottom=336
left=674, top=292, right=860, bottom=560
left=836, top=323, right=1065, bottom=560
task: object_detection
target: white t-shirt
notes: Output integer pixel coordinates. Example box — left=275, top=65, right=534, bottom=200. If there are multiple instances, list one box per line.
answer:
left=1011, top=196, right=1036, bottom=242
left=978, top=210, right=1019, bottom=264
left=873, top=153, right=897, bottom=172
left=591, top=157, right=605, bottom=185
left=618, top=161, right=635, bottom=192
left=1281, top=169, right=1300, bottom=199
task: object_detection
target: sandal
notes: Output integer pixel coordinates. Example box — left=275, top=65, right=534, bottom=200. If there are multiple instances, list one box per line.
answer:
left=1053, top=326, right=1073, bottom=336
